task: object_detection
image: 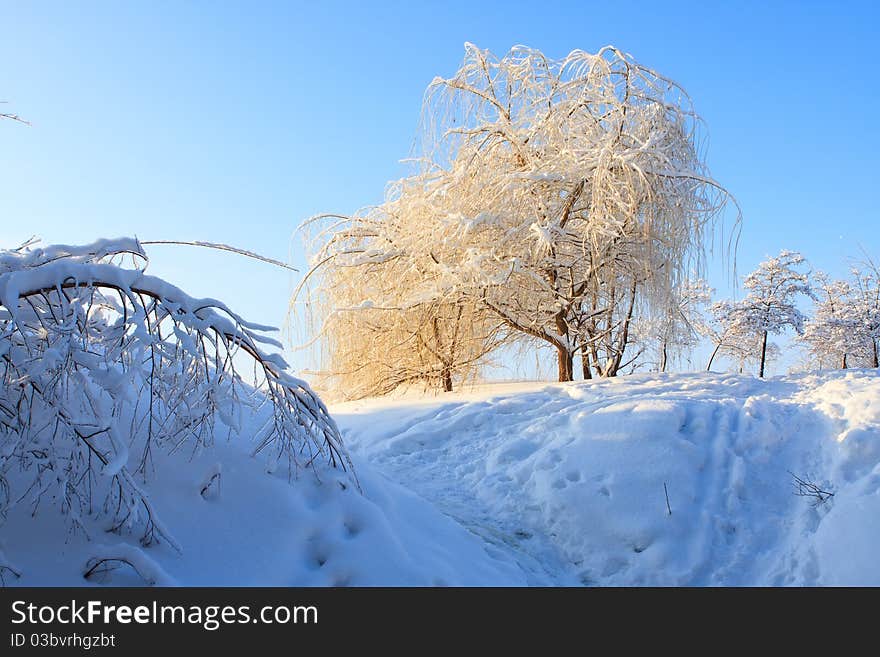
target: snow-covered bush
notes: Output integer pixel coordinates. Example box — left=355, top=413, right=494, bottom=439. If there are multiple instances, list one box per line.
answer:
left=0, top=238, right=351, bottom=550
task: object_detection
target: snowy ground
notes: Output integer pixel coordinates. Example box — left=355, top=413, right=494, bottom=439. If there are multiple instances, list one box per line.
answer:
left=0, top=429, right=526, bottom=587
left=334, top=370, right=880, bottom=586
left=4, top=370, right=880, bottom=586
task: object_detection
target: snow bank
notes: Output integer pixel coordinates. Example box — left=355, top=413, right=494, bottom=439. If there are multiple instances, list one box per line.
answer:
left=797, top=373, right=880, bottom=585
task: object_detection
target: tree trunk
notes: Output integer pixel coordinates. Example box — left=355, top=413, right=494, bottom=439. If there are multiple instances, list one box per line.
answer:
left=758, top=330, right=768, bottom=378
left=441, top=367, right=453, bottom=392
left=581, top=349, right=592, bottom=380
left=706, top=342, right=722, bottom=372
left=841, top=353, right=848, bottom=370
left=589, top=338, right=601, bottom=378
left=554, top=311, right=572, bottom=382
left=873, top=340, right=879, bottom=368
left=556, top=345, right=573, bottom=382
left=660, top=341, right=668, bottom=373
left=605, top=281, right=638, bottom=378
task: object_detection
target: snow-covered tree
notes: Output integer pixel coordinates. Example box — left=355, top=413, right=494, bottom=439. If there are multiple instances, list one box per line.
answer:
left=639, top=278, right=712, bottom=372
left=309, top=296, right=504, bottom=399
left=705, top=299, right=754, bottom=371
left=849, top=262, right=880, bottom=368
left=712, top=250, right=812, bottom=377
left=0, top=238, right=352, bottom=553
left=704, top=299, right=781, bottom=373
left=801, top=273, right=859, bottom=369
left=298, top=44, right=738, bottom=387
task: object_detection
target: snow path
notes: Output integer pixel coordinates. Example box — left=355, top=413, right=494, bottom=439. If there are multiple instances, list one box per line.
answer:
left=346, top=396, right=585, bottom=585
left=334, top=371, right=880, bottom=585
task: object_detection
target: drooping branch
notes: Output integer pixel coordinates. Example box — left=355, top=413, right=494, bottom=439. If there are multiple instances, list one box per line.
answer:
left=0, top=238, right=354, bottom=554
left=140, top=240, right=298, bottom=272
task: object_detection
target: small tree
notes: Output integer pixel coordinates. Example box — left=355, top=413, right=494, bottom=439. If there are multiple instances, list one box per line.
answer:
left=849, top=261, right=880, bottom=368
left=704, top=299, right=777, bottom=372
left=310, top=297, right=504, bottom=399
left=294, top=204, right=506, bottom=398
left=724, top=251, right=812, bottom=377
left=801, top=273, right=859, bottom=369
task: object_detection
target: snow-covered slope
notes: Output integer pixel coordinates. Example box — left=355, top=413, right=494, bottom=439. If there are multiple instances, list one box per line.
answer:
left=4, top=370, right=880, bottom=586
left=334, top=370, right=880, bottom=586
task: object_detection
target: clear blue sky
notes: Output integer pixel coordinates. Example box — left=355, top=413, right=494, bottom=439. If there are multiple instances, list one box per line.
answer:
left=2, top=1, right=878, bottom=375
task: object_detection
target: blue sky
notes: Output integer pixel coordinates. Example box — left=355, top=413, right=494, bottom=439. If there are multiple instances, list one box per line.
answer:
left=2, top=1, right=878, bottom=375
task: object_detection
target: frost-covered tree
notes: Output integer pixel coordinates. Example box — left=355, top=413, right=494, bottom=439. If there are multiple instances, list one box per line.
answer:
left=309, top=296, right=504, bottom=399
left=801, top=274, right=859, bottom=369
left=705, top=299, right=748, bottom=371
left=849, top=261, right=880, bottom=368
left=639, top=278, right=712, bottom=372
left=713, top=250, right=812, bottom=377
left=704, top=299, right=780, bottom=373
left=299, top=44, right=737, bottom=386
left=0, top=238, right=351, bottom=556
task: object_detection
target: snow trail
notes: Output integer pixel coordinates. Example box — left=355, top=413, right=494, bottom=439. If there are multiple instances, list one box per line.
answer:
left=343, top=395, right=584, bottom=584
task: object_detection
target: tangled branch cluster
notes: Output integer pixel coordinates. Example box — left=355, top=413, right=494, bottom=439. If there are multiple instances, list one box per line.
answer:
left=0, top=238, right=351, bottom=549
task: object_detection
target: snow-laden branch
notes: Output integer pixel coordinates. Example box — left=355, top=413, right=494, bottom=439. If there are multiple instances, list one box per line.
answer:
left=0, top=237, right=353, bottom=554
